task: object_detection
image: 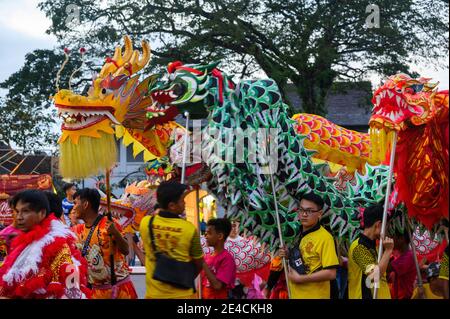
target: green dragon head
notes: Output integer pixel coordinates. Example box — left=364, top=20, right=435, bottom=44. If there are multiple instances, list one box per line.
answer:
left=148, top=61, right=230, bottom=121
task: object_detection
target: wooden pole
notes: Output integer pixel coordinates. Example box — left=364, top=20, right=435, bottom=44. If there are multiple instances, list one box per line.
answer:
left=407, top=222, right=423, bottom=289
left=105, top=169, right=117, bottom=287
left=195, top=187, right=202, bottom=299
left=269, top=171, right=292, bottom=299
left=263, top=132, right=291, bottom=298
left=181, top=112, right=190, bottom=184
left=373, top=131, right=398, bottom=299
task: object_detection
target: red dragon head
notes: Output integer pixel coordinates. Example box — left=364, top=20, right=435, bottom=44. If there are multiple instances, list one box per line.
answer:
left=369, top=73, right=449, bottom=229
left=370, top=73, right=439, bottom=131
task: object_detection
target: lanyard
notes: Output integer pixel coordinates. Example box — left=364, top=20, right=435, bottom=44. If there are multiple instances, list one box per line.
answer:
left=81, top=215, right=104, bottom=257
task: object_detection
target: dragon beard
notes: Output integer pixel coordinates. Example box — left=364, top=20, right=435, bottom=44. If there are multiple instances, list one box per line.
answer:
left=59, top=132, right=117, bottom=179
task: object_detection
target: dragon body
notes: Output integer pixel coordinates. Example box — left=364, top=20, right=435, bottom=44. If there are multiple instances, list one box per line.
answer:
left=53, top=36, right=447, bottom=250
left=150, top=61, right=391, bottom=250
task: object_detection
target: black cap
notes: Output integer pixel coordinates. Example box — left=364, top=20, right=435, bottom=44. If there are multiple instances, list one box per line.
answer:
left=426, top=262, right=440, bottom=279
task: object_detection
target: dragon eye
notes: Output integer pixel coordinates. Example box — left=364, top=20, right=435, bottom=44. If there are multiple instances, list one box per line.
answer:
left=172, top=83, right=185, bottom=96
left=169, top=73, right=176, bottom=81
left=101, top=88, right=113, bottom=95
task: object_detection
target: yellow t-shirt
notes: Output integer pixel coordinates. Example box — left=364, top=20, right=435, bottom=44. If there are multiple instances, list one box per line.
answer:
left=288, top=225, right=339, bottom=299
left=140, top=213, right=203, bottom=299
left=438, top=245, right=448, bottom=281
left=411, top=284, right=444, bottom=299
left=348, top=234, right=391, bottom=299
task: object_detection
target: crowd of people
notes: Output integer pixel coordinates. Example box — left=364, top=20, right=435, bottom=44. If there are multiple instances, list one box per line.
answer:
left=0, top=181, right=448, bottom=299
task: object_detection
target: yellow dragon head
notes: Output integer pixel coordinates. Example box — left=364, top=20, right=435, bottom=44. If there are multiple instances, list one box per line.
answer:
left=52, top=36, right=152, bottom=178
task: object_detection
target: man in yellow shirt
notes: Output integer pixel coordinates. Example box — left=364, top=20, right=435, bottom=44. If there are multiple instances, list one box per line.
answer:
left=412, top=262, right=445, bottom=299
left=280, top=192, right=339, bottom=299
left=140, top=181, right=204, bottom=299
left=438, top=244, right=448, bottom=299
left=348, top=204, right=393, bottom=299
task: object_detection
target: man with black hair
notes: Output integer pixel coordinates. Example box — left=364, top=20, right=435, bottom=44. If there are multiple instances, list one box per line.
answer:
left=62, top=183, right=77, bottom=225
left=139, top=181, right=204, bottom=299
left=201, top=218, right=236, bottom=299
left=0, top=190, right=90, bottom=299
left=348, top=204, right=393, bottom=299
left=279, top=191, right=339, bottom=299
left=72, top=188, right=137, bottom=299
left=44, top=191, right=63, bottom=219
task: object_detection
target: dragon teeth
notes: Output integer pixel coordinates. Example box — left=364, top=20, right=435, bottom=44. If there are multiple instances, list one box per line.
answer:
left=396, top=96, right=401, bottom=107
left=376, top=95, right=381, bottom=106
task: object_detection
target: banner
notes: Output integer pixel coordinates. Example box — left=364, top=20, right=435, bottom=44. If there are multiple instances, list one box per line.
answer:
left=0, top=174, right=53, bottom=226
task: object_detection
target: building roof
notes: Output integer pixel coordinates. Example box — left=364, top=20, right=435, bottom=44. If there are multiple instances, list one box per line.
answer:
left=285, top=81, right=373, bottom=127
left=0, top=142, right=53, bottom=175
left=175, top=81, right=373, bottom=130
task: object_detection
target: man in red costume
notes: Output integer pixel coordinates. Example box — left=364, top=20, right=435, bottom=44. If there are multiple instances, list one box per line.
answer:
left=0, top=190, right=90, bottom=299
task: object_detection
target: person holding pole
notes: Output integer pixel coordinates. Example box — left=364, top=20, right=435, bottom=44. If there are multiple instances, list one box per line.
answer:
left=412, top=262, right=445, bottom=299
left=279, top=192, right=339, bottom=299
left=348, top=204, right=393, bottom=299
left=72, top=188, right=137, bottom=299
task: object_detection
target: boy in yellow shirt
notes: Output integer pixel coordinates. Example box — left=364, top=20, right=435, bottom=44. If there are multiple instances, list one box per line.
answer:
left=280, top=192, right=339, bottom=299
left=348, top=204, right=393, bottom=299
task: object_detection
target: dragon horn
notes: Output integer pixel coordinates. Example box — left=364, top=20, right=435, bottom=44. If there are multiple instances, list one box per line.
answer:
left=114, top=35, right=133, bottom=64
left=136, top=40, right=151, bottom=70
left=113, top=39, right=151, bottom=76
left=99, top=35, right=133, bottom=77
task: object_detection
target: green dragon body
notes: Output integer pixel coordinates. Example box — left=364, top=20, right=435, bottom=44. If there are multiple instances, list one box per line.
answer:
left=149, top=61, right=396, bottom=250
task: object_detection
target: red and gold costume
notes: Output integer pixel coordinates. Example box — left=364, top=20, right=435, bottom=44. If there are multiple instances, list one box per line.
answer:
left=267, top=256, right=288, bottom=299
left=0, top=215, right=90, bottom=299
left=72, top=217, right=137, bottom=299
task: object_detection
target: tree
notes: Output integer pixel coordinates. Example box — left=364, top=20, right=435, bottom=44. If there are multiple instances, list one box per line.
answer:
left=1, top=0, right=447, bottom=146
left=0, top=49, right=91, bottom=151
left=34, top=0, right=448, bottom=116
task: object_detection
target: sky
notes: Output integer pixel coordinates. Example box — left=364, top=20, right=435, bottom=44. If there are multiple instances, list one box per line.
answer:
left=0, top=0, right=56, bottom=84
left=0, top=0, right=448, bottom=95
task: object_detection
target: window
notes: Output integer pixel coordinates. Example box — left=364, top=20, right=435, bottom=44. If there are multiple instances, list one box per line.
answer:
left=116, top=139, right=121, bottom=162
left=126, top=144, right=144, bottom=162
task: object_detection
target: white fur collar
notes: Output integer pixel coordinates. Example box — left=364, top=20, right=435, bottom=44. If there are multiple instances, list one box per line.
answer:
left=3, top=220, right=76, bottom=285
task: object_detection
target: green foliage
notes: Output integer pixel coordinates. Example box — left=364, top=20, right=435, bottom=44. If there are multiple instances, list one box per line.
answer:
left=0, top=49, right=90, bottom=150
left=0, top=0, right=447, bottom=149
left=37, top=0, right=448, bottom=115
